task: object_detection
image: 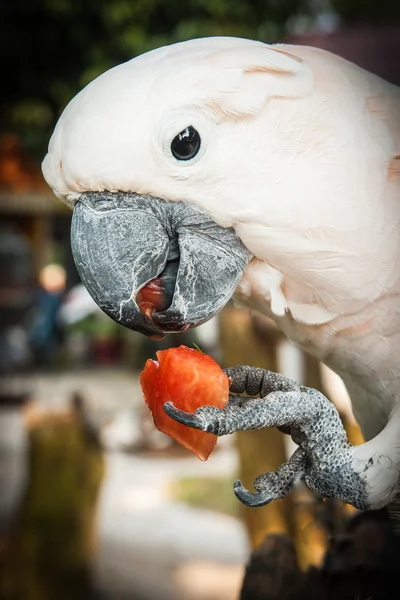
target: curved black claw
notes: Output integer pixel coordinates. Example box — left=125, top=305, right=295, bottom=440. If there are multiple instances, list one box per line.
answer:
left=163, top=401, right=205, bottom=430
left=233, top=479, right=273, bottom=507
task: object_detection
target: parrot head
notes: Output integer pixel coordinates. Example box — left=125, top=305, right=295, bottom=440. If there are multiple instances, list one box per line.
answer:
left=42, top=36, right=309, bottom=338
left=42, top=36, right=394, bottom=339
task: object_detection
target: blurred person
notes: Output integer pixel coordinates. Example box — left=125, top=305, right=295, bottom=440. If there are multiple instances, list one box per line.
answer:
left=27, top=263, right=66, bottom=368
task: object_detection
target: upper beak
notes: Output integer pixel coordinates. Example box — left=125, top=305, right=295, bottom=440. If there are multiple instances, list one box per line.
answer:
left=71, top=192, right=251, bottom=338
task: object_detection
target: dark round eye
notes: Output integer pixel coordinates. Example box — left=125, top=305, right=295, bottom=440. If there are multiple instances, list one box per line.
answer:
left=171, top=126, right=201, bottom=161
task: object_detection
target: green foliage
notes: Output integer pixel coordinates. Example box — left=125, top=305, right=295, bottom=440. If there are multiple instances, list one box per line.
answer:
left=1, top=0, right=314, bottom=159
left=170, top=474, right=240, bottom=517
left=67, top=312, right=123, bottom=340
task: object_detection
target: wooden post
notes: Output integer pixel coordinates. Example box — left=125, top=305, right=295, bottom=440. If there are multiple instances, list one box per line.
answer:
left=0, top=399, right=105, bottom=600
left=218, top=306, right=296, bottom=548
left=292, top=352, right=362, bottom=569
left=29, top=215, right=51, bottom=277
left=219, top=305, right=364, bottom=566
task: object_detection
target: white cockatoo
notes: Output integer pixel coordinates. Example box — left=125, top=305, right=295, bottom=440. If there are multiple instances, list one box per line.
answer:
left=42, top=37, right=400, bottom=513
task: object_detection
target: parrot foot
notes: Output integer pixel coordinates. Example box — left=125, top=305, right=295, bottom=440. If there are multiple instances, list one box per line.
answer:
left=164, top=365, right=369, bottom=510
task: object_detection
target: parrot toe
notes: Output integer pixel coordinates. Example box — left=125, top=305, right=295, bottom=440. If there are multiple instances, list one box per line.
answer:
left=233, top=480, right=273, bottom=507
left=163, top=401, right=219, bottom=432
left=234, top=447, right=306, bottom=507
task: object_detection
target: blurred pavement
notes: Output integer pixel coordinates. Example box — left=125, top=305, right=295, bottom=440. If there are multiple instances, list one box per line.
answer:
left=95, top=450, right=248, bottom=600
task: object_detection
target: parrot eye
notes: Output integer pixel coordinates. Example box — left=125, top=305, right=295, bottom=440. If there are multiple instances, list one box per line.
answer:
left=171, top=126, right=201, bottom=161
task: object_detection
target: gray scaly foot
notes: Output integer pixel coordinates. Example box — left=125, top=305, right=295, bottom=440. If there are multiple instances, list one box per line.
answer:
left=164, top=366, right=368, bottom=510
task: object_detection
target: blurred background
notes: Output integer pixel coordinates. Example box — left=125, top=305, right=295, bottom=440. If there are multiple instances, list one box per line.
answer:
left=0, top=1, right=399, bottom=599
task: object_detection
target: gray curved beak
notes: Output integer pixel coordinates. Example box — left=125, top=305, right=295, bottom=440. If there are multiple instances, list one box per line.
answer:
left=71, top=192, right=251, bottom=338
